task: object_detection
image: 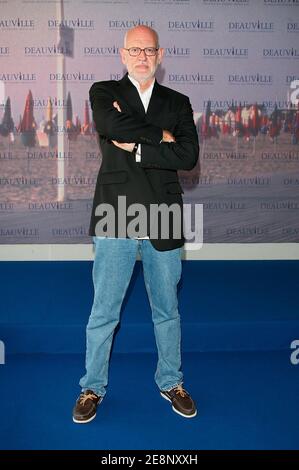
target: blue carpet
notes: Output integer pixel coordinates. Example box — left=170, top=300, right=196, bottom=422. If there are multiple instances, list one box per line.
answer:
left=0, top=260, right=299, bottom=449
left=0, top=351, right=298, bottom=450
left=0, top=260, right=298, bottom=353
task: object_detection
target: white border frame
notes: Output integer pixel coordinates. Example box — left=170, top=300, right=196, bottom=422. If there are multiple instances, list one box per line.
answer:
left=0, top=243, right=298, bottom=261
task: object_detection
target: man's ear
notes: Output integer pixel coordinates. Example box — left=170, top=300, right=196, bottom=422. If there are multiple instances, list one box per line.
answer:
left=120, top=48, right=126, bottom=65
left=158, top=47, right=164, bottom=64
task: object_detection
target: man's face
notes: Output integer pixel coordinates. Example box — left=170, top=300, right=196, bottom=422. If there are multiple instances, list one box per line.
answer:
left=120, top=28, right=164, bottom=83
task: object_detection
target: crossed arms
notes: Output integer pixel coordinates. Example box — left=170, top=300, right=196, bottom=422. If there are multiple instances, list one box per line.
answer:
left=89, top=82, right=199, bottom=171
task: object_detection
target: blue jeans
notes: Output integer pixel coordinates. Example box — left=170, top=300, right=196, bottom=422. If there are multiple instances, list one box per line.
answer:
left=79, top=237, right=183, bottom=397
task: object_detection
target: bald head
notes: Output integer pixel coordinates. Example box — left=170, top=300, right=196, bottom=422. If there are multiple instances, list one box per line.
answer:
left=120, top=25, right=164, bottom=89
left=124, top=25, right=159, bottom=49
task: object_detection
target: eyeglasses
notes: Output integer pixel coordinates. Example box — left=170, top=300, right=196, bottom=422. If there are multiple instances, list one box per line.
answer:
left=124, top=47, right=159, bottom=57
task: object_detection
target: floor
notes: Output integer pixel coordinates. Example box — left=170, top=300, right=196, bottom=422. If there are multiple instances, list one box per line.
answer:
left=0, top=350, right=298, bottom=450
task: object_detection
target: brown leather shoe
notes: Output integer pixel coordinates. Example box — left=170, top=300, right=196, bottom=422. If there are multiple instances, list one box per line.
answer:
left=160, top=385, right=197, bottom=418
left=72, top=390, right=102, bottom=423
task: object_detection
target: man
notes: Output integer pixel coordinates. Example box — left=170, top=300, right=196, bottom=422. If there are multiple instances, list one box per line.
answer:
left=73, top=25, right=199, bottom=423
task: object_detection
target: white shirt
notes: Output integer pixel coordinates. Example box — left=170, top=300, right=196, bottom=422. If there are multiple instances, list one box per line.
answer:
left=117, top=75, right=155, bottom=240
left=128, top=74, right=155, bottom=163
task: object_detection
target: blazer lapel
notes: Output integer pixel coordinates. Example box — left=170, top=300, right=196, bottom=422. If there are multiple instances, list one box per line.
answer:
left=146, top=80, right=166, bottom=122
left=118, top=73, right=167, bottom=122
left=119, top=73, right=145, bottom=117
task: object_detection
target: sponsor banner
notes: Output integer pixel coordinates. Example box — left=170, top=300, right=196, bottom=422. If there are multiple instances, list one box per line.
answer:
left=0, top=0, right=298, bottom=244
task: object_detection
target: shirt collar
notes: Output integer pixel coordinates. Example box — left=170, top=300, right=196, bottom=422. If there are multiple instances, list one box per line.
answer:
left=128, top=74, right=155, bottom=95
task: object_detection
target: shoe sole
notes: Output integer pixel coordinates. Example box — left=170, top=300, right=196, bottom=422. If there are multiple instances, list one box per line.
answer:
left=73, top=412, right=97, bottom=424
left=160, top=392, right=197, bottom=419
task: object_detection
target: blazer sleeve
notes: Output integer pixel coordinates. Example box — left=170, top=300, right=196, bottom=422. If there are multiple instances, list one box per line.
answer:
left=140, top=97, right=199, bottom=171
left=90, top=82, right=163, bottom=145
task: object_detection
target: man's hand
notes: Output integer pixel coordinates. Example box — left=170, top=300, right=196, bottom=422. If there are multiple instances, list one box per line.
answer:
left=113, top=101, right=121, bottom=113
left=162, top=130, right=176, bottom=143
left=111, top=101, right=136, bottom=152
left=111, top=140, right=135, bottom=152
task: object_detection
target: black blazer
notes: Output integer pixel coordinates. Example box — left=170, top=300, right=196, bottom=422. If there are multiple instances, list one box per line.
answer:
left=89, top=72, right=199, bottom=251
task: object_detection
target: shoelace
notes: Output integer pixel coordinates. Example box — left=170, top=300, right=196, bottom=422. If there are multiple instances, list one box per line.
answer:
left=79, top=393, right=98, bottom=406
left=174, top=386, right=187, bottom=398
